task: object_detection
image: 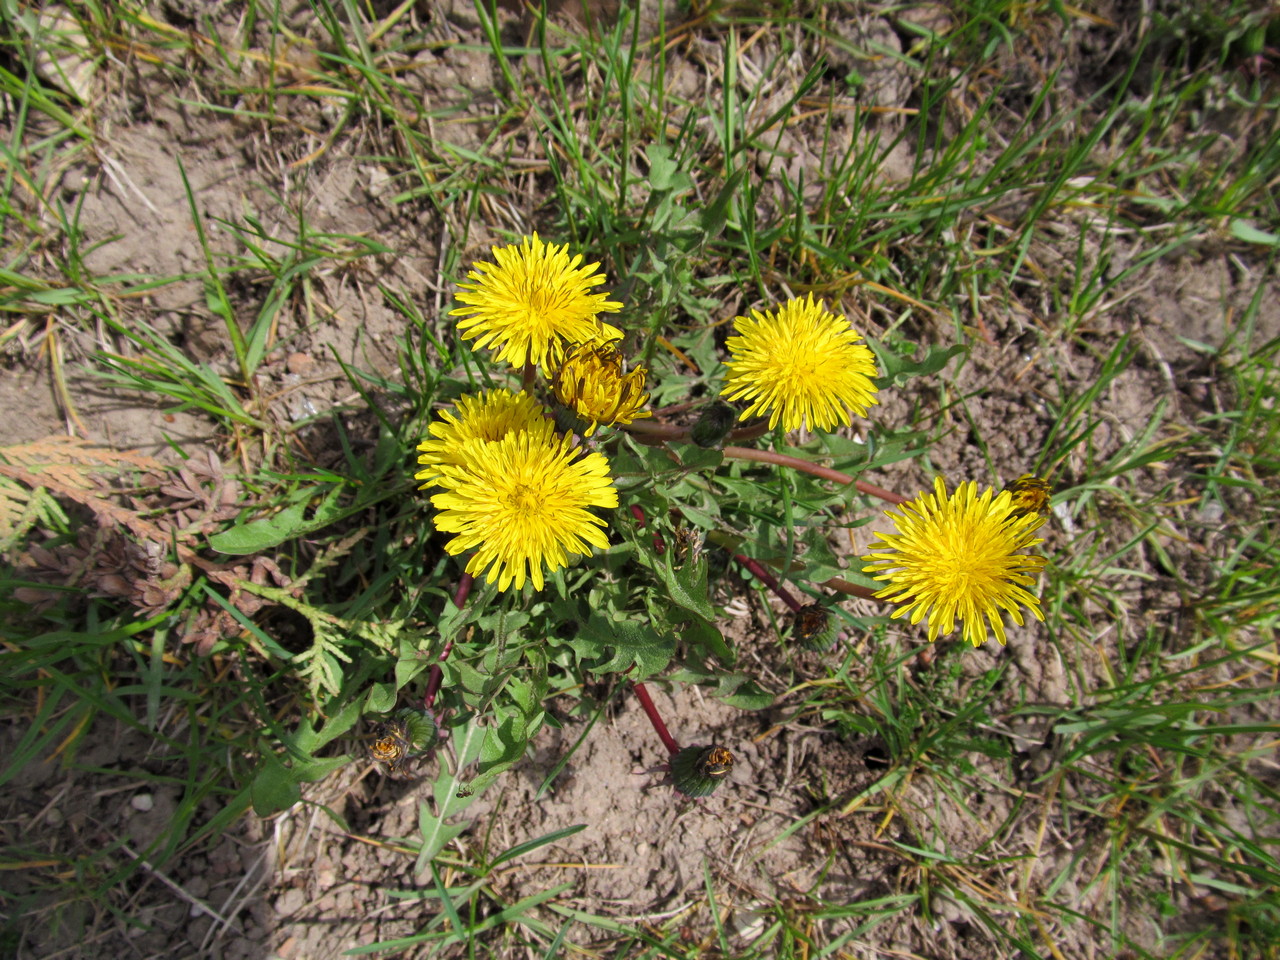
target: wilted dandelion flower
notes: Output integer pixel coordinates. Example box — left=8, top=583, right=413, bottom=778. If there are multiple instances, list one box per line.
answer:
left=550, top=339, right=651, bottom=435
left=414, top=389, right=554, bottom=488
left=450, top=233, right=623, bottom=369
left=670, top=744, right=735, bottom=798
left=1003, top=473, right=1052, bottom=519
left=791, top=601, right=840, bottom=652
left=861, top=477, right=1047, bottom=647
left=431, top=431, right=618, bottom=592
left=720, top=294, right=879, bottom=432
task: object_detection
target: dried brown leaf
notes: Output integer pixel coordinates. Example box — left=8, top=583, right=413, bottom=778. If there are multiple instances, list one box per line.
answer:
left=0, top=436, right=165, bottom=489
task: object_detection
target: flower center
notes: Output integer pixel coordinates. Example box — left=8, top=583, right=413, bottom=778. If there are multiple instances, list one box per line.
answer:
left=775, top=342, right=816, bottom=381
left=524, top=286, right=553, bottom=317
left=506, top=482, right=544, bottom=516
left=934, top=553, right=972, bottom=589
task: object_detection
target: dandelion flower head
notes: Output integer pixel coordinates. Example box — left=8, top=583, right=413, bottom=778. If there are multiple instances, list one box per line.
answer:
left=550, top=338, right=652, bottom=436
left=861, top=477, right=1047, bottom=647
left=414, top=388, right=554, bottom=488
left=720, top=294, right=880, bottom=432
left=430, top=431, right=618, bottom=592
left=450, top=233, right=624, bottom=369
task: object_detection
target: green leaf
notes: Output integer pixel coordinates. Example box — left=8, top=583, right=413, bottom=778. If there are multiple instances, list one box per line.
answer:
left=796, top=526, right=847, bottom=583
left=250, top=754, right=301, bottom=815
left=670, top=444, right=725, bottom=473
left=365, top=682, right=398, bottom=714
left=395, top=635, right=435, bottom=688
left=1229, top=219, right=1280, bottom=246
left=208, top=486, right=350, bottom=554
left=507, top=672, right=548, bottom=718
left=667, top=664, right=772, bottom=708
left=872, top=341, right=966, bottom=388
left=478, top=712, right=528, bottom=777
left=415, top=716, right=487, bottom=871
left=646, top=143, right=694, bottom=193
left=700, top=168, right=748, bottom=241
left=437, top=596, right=478, bottom=644
left=573, top=613, right=674, bottom=678
left=309, top=695, right=366, bottom=750
left=655, top=550, right=717, bottom=623
left=720, top=680, right=775, bottom=710
left=490, top=824, right=588, bottom=869
left=678, top=615, right=734, bottom=667
left=292, top=755, right=352, bottom=782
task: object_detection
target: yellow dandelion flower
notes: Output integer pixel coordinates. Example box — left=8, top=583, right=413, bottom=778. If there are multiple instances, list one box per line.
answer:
left=550, top=339, right=652, bottom=436
left=450, top=233, right=624, bottom=369
left=720, top=294, right=880, bottom=432
left=1003, top=473, right=1052, bottom=519
left=430, top=431, right=618, bottom=592
left=861, top=477, right=1048, bottom=647
left=414, top=389, right=554, bottom=488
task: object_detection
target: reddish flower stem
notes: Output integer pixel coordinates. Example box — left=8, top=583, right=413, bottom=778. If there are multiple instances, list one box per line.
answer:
left=424, top=573, right=474, bottom=711
left=621, top=420, right=906, bottom=505
left=621, top=419, right=770, bottom=444
left=721, top=446, right=908, bottom=505
left=632, top=682, right=681, bottom=756
left=734, top=553, right=804, bottom=613
left=820, top=576, right=882, bottom=601
left=452, top=574, right=474, bottom=610
left=629, top=503, right=665, bottom=553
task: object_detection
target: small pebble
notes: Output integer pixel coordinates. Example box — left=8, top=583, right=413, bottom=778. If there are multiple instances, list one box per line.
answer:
left=131, top=793, right=154, bottom=812
left=286, top=352, right=314, bottom=375
left=275, top=887, right=307, bottom=917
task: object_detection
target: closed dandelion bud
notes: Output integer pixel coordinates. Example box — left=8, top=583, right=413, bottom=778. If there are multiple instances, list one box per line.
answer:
left=671, top=744, right=734, bottom=798
left=550, top=339, right=651, bottom=436
left=690, top=401, right=737, bottom=449
left=1003, top=474, right=1051, bottom=519
left=792, top=601, right=839, bottom=652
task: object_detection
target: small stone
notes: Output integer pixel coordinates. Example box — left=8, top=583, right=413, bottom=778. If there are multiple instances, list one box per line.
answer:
left=731, top=903, right=767, bottom=940
left=286, top=352, right=314, bottom=375
left=45, top=807, right=64, bottom=827
left=185, top=916, right=213, bottom=948
left=274, top=888, right=307, bottom=917
left=131, top=793, right=154, bottom=812
left=931, top=894, right=968, bottom=924
left=1200, top=501, right=1224, bottom=524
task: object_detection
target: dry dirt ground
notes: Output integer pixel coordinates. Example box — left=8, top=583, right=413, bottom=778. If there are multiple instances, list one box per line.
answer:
left=2, top=2, right=1278, bottom=959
